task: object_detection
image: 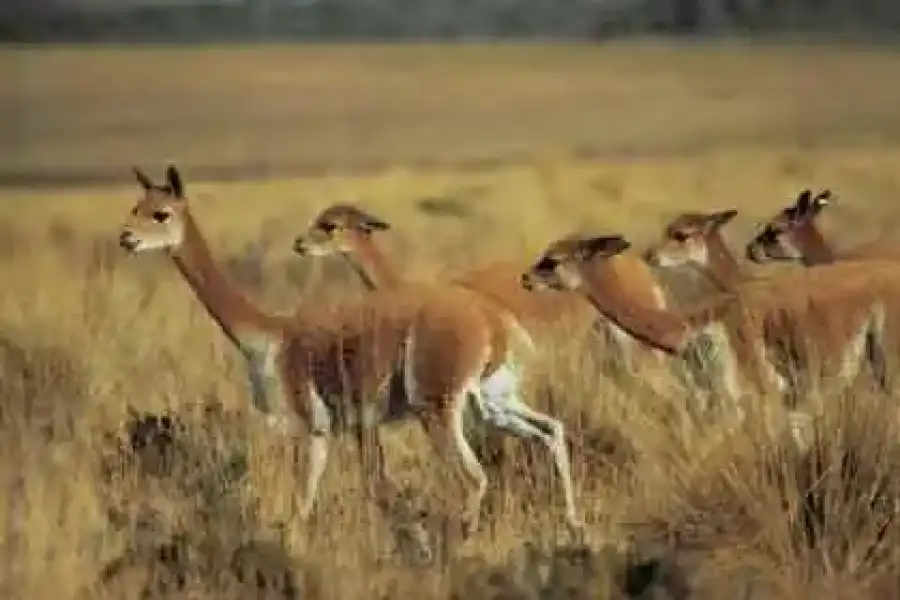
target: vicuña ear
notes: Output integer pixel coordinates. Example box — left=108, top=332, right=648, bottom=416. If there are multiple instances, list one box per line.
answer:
left=353, top=208, right=390, bottom=232
left=165, top=164, right=184, bottom=199
left=579, top=235, right=631, bottom=259
left=709, top=208, right=738, bottom=230
left=133, top=167, right=154, bottom=190
left=794, top=189, right=813, bottom=214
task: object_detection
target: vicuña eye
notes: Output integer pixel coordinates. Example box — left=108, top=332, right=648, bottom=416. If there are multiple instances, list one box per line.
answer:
left=152, top=211, right=171, bottom=223
left=535, top=256, right=558, bottom=271
left=672, top=231, right=689, bottom=242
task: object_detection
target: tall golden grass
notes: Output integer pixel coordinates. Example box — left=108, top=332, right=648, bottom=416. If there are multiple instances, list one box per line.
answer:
left=5, top=43, right=900, bottom=600
left=3, top=148, right=900, bottom=599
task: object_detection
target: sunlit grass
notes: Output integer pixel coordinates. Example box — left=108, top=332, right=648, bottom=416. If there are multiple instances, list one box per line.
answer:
left=5, top=41, right=900, bottom=600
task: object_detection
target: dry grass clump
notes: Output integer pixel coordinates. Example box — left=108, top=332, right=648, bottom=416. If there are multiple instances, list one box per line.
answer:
left=97, top=405, right=309, bottom=600
left=630, top=395, right=900, bottom=598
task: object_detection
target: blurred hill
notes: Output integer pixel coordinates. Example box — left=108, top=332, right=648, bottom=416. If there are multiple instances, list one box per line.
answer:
left=7, top=0, right=900, bottom=42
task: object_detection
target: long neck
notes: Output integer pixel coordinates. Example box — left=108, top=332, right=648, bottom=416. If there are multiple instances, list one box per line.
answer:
left=341, top=233, right=402, bottom=290
left=170, top=213, right=283, bottom=347
left=704, top=232, right=745, bottom=292
left=576, top=261, right=735, bottom=355
left=577, top=264, right=690, bottom=354
left=794, top=222, right=836, bottom=265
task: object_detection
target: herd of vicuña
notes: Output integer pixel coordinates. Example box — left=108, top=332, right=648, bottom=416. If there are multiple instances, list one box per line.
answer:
left=118, top=164, right=898, bottom=556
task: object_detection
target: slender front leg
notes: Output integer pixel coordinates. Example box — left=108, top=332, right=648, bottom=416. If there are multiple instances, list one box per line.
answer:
left=298, top=433, right=329, bottom=519
left=355, top=407, right=390, bottom=499
left=298, top=384, right=332, bottom=520
left=356, top=418, right=434, bottom=565
left=247, top=340, right=299, bottom=435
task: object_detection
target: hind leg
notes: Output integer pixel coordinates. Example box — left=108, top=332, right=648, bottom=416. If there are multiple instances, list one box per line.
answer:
left=417, top=387, right=489, bottom=538
left=480, top=364, right=584, bottom=539
left=498, top=399, right=584, bottom=537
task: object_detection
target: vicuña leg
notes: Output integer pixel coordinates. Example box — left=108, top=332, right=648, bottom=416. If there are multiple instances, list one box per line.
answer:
left=297, top=384, right=332, bottom=520
left=479, top=363, right=584, bottom=538
left=418, top=385, right=489, bottom=538
left=355, top=419, right=430, bottom=564
left=355, top=422, right=389, bottom=499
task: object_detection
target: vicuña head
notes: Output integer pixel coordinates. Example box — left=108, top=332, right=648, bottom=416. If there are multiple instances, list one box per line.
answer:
left=643, top=209, right=738, bottom=269
left=293, top=203, right=390, bottom=258
left=520, top=231, right=742, bottom=359
left=120, top=164, right=190, bottom=254
left=519, top=234, right=632, bottom=293
left=745, top=188, right=833, bottom=264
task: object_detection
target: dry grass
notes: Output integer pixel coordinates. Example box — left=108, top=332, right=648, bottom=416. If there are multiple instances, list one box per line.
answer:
left=5, top=42, right=900, bottom=600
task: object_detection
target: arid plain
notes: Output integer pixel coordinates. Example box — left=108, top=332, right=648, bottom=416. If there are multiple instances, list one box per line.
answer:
left=5, top=42, right=900, bottom=600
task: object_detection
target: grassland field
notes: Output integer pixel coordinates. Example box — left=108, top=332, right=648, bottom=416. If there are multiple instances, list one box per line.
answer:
left=5, top=41, right=900, bottom=600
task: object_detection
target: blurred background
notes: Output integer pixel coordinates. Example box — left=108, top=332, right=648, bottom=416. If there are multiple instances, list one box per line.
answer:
left=7, top=0, right=900, bottom=42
